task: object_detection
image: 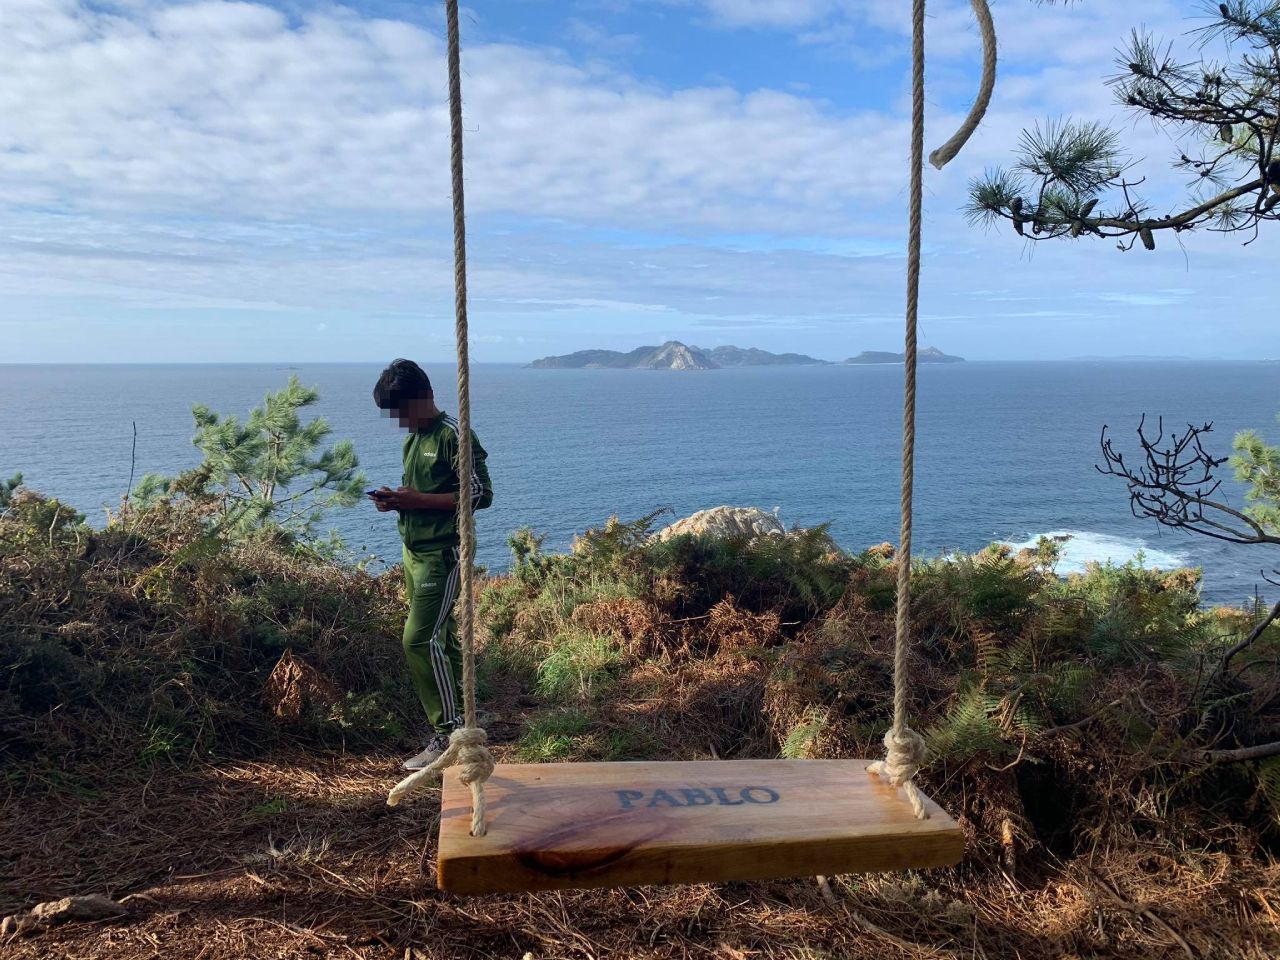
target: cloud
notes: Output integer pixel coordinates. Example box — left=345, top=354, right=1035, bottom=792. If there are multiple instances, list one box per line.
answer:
left=1095, top=291, right=1192, bottom=308
left=1, top=0, right=1276, bottom=364
left=0, top=0, right=913, bottom=233
left=700, top=0, right=840, bottom=27
left=0, top=0, right=1212, bottom=236
left=563, top=17, right=643, bottom=57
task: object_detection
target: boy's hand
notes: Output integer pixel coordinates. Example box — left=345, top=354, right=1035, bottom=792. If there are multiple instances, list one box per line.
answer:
left=372, top=487, right=457, bottom=512
left=371, top=486, right=398, bottom=511
left=388, top=486, right=418, bottom=510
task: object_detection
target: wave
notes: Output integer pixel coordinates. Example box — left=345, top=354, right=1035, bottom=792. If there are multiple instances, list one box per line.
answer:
left=1001, top=529, right=1191, bottom=575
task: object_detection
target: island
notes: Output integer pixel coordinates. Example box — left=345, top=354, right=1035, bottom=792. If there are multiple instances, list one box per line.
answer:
left=704, top=346, right=829, bottom=367
left=528, top=341, right=826, bottom=370
left=528, top=341, right=964, bottom=369
left=844, top=346, right=964, bottom=364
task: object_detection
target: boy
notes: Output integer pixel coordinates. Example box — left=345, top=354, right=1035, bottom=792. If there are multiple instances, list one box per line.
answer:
left=371, top=359, right=493, bottom=770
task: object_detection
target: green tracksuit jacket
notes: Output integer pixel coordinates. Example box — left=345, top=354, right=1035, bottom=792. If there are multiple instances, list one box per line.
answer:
left=399, top=413, right=493, bottom=732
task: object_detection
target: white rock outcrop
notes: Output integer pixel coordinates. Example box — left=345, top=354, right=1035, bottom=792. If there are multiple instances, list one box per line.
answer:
left=654, top=506, right=785, bottom=542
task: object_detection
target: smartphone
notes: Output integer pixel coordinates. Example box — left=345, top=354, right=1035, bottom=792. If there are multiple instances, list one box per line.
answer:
left=366, top=488, right=385, bottom=498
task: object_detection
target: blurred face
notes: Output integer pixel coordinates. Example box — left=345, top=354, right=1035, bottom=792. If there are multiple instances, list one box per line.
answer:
left=394, top=395, right=434, bottom=430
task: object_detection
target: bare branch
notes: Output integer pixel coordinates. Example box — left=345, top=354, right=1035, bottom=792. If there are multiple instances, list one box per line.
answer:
left=1202, top=739, right=1280, bottom=762
left=1212, top=599, right=1280, bottom=682
left=1098, top=417, right=1280, bottom=548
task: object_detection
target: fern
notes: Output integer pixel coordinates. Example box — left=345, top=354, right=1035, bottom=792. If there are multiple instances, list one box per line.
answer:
left=781, top=708, right=828, bottom=759
left=573, top=509, right=671, bottom=572
left=926, top=688, right=1012, bottom=763
left=0, top=472, right=22, bottom=513
left=1098, top=701, right=1156, bottom=750
left=1258, top=757, right=1280, bottom=824
left=1008, top=705, right=1046, bottom=739
left=984, top=635, right=1042, bottom=680
left=916, top=546, right=1042, bottom=637
left=1045, top=661, right=1097, bottom=717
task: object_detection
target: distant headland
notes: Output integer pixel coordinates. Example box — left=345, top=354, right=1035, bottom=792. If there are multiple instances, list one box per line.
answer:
left=527, top=341, right=965, bottom=370
left=844, top=347, right=964, bottom=365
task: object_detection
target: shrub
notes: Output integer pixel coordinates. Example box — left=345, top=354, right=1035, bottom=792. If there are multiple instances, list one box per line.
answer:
left=0, top=489, right=412, bottom=773
left=535, top=627, right=623, bottom=703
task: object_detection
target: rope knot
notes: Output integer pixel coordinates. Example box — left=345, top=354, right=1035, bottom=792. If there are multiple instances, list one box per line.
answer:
left=448, top=726, right=496, bottom=786
left=867, top=725, right=929, bottom=820
left=878, top=726, right=926, bottom=785
left=385, top=726, right=494, bottom=817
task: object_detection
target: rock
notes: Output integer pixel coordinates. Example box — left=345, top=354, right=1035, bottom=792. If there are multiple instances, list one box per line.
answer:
left=641, top=341, right=715, bottom=370
left=1, top=894, right=126, bottom=936
left=654, top=506, right=785, bottom=542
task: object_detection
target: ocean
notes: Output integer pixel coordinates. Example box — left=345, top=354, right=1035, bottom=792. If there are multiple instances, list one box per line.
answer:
left=2, top=361, right=1277, bottom=607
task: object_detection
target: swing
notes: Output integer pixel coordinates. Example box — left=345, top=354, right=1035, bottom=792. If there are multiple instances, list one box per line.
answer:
left=388, top=0, right=997, bottom=895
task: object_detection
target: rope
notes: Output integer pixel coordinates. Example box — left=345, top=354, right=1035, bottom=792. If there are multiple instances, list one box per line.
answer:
left=387, top=727, right=495, bottom=818
left=866, top=0, right=997, bottom=820
left=929, top=0, right=998, bottom=171
left=386, top=0, right=998, bottom=837
left=386, top=0, right=494, bottom=838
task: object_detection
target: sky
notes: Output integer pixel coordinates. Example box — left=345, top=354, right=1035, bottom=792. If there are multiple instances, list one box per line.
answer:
left=0, top=0, right=1275, bottom=363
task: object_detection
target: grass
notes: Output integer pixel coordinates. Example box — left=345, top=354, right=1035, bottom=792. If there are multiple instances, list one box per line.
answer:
left=139, top=722, right=188, bottom=763
left=534, top=626, right=623, bottom=702
left=515, top=708, right=655, bottom=762
left=515, top=709, right=594, bottom=762
left=245, top=795, right=291, bottom=820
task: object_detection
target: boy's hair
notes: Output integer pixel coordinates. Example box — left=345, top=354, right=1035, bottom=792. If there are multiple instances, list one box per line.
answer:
left=373, top=359, right=433, bottom=411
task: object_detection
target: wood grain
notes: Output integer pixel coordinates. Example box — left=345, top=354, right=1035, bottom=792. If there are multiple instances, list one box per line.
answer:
left=437, top=759, right=963, bottom=894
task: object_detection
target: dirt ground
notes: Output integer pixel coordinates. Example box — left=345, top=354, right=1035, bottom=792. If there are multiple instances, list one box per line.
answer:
left=5, top=732, right=1278, bottom=960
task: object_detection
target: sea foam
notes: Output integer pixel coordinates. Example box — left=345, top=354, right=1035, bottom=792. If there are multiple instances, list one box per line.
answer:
left=1002, top=529, right=1190, bottom=575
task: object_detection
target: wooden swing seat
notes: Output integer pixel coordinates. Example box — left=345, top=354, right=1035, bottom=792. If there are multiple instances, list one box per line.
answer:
left=437, top=758, right=963, bottom=894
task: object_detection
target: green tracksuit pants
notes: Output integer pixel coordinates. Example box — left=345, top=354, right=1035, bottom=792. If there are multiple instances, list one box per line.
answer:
left=401, top=545, right=464, bottom=733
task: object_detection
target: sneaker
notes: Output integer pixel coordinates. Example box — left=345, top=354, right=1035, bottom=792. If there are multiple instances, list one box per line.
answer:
left=402, top=732, right=453, bottom=771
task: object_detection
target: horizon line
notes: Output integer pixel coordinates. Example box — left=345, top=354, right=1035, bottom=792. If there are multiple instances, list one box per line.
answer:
left=0, top=356, right=1256, bottom=366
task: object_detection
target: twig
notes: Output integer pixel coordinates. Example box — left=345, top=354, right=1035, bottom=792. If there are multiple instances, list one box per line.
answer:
left=1089, top=869, right=1196, bottom=960
left=240, top=916, right=346, bottom=946
left=1211, top=600, right=1280, bottom=684
left=813, top=875, right=959, bottom=958
left=990, top=699, right=1127, bottom=773
left=815, top=875, right=839, bottom=910
left=1036, top=700, right=1126, bottom=739
left=847, top=907, right=959, bottom=959
left=1201, top=739, right=1280, bottom=762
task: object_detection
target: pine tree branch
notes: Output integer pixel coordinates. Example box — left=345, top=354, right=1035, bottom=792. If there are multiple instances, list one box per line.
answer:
left=1082, top=176, right=1266, bottom=232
